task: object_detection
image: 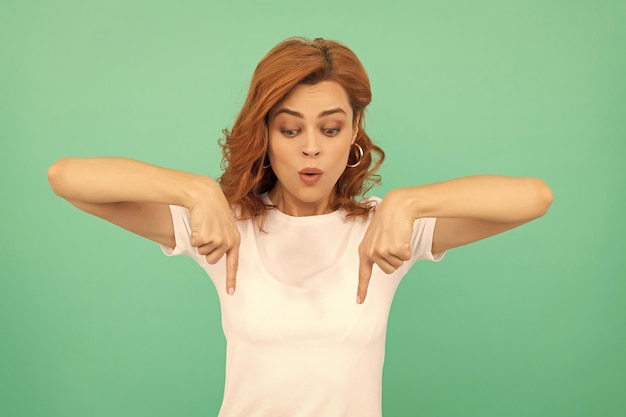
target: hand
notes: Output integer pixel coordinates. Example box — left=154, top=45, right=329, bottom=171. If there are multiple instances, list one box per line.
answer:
left=188, top=183, right=240, bottom=295
left=357, top=190, right=415, bottom=304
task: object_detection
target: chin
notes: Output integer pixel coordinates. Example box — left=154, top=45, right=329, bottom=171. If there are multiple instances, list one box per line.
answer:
left=291, top=186, right=334, bottom=205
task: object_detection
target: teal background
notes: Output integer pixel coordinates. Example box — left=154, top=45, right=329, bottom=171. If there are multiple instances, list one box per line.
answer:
left=2, top=1, right=625, bottom=416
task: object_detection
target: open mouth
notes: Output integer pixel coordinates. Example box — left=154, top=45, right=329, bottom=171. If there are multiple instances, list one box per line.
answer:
left=299, top=168, right=323, bottom=176
left=299, top=169, right=323, bottom=185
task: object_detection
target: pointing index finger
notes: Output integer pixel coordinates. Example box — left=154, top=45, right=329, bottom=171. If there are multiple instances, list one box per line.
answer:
left=357, top=256, right=373, bottom=304
left=226, top=244, right=239, bottom=295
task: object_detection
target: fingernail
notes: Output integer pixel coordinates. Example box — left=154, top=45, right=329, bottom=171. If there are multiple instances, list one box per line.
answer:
left=356, top=295, right=362, bottom=304
left=228, top=287, right=235, bottom=295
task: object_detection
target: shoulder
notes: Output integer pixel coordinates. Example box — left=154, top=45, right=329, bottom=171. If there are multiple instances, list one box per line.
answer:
left=361, top=195, right=382, bottom=206
left=358, top=195, right=381, bottom=218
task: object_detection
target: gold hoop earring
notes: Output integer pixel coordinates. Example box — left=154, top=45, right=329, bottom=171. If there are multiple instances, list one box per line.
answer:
left=262, top=157, right=271, bottom=169
left=346, top=143, right=363, bottom=168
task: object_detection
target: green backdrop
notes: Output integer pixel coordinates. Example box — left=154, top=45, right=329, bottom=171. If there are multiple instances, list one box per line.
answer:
left=2, top=1, right=624, bottom=416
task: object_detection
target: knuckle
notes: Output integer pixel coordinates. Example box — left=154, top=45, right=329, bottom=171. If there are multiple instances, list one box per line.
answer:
left=381, top=265, right=395, bottom=274
left=365, top=247, right=377, bottom=259
left=384, top=244, right=411, bottom=261
left=358, top=242, right=367, bottom=255
left=372, top=253, right=386, bottom=264
left=206, top=253, right=222, bottom=265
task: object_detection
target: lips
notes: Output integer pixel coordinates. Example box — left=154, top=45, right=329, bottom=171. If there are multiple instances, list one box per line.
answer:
left=298, top=167, right=323, bottom=185
left=298, top=168, right=323, bottom=175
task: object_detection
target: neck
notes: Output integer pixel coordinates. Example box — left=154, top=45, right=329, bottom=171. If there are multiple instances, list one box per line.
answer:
left=268, top=187, right=334, bottom=217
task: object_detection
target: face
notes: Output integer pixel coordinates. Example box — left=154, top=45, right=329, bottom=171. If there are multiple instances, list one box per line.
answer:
left=267, top=80, right=359, bottom=216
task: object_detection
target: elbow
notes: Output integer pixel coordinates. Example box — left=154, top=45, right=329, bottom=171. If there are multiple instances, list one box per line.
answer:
left=531, top=178, right=554, bottom=218
left=48, top=157, right=73, bottom=197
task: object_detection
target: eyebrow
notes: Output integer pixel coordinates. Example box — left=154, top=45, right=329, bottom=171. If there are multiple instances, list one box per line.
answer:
left=272, top=107, right=347, bottom=119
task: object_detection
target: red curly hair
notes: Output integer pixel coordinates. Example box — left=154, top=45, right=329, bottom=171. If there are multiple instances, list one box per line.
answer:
left=219, top=37, right=385, bottom=222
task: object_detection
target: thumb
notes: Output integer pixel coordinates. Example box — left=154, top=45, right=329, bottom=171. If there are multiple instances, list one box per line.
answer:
left=225, top=244, right=239, bottom=295
left=357, top=256, right=373, bottom=304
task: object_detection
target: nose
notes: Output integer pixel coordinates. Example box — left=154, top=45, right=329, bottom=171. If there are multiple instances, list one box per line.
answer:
left=302, top=130, right=321, bottom=157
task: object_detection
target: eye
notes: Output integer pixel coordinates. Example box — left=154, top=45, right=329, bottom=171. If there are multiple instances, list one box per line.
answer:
left=281, top=129, right=299, bottom=137
left=323, top=128, right=340, bottom=136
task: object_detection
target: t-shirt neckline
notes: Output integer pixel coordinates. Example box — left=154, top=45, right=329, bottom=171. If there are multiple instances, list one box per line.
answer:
left=261, top=193, right=344, bottom=223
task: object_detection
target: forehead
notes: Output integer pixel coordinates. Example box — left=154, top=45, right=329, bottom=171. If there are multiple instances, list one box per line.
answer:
left=271, top=81, right=352, bottom=118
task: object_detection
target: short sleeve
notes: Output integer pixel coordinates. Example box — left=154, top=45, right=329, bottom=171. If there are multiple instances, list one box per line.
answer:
left=410, top=217, right=445, bottom=262
left=160, top=205, right=198, bottom=259
left=364, top=196, right=444, bottom=264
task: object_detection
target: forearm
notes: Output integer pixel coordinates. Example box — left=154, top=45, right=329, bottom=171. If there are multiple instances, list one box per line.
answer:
left=392, top=175, right=553, bottom=223
left=48, top=157, right=217, bottom=208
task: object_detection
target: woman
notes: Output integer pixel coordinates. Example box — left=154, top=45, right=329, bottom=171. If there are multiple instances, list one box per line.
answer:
left=48, top=37, right=553, bottom=416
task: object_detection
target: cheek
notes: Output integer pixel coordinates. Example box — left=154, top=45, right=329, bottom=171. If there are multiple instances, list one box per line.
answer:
left=267, top=136, right=282, bottom=160
left=267, top=137, right=293, bottom=172
left=328, top=145, right=352, bottom=175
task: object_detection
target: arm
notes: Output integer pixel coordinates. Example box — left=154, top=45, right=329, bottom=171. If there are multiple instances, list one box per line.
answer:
left=391, top=175, right=554, bottom=253
left=48, top=157, right=240, bottom=292
left=48, top=157, right=210, bottom=247
left=356, top=175, right=553, bottom=303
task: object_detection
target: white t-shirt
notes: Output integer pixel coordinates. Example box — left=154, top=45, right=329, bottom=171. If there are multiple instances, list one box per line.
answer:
left=162, top=196, right=443, bottom=417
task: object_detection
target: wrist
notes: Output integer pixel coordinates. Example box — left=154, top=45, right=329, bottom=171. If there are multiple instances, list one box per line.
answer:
left=182, top=175, right=221, bottom=210
left=389, top=186, right=434, bottom=220
left=384, top=188, right=421, bottom=220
